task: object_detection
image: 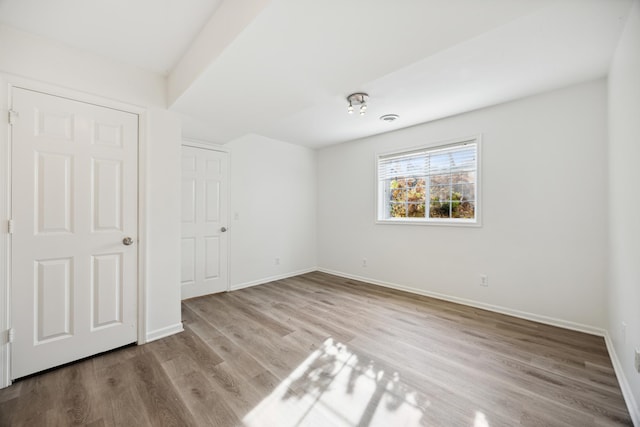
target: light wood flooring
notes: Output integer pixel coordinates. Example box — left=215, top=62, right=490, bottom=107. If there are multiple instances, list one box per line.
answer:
left=0, top=272, right=633, bottom=426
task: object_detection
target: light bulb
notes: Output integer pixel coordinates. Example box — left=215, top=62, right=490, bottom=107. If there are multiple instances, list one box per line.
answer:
left=348, top=105, right=354, bottom=114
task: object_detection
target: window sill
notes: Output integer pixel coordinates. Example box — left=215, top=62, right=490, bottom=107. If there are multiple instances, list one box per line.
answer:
left=375, top=218, right=482, bottom=227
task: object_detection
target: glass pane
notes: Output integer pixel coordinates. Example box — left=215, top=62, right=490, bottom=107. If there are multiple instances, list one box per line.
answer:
left=379, top=154, right=427, bottom=180
left=429, top=200, right=451, bottom=218
left=387, top=177, right=427, bottom=219
left=389, top=202, right=407, bottom=218
left=430, top=185, right=450, bottom=202
left=429, top=173, right=450, bottom=186
left=389, top=188, right=407, bottom=203
left=392, top=178, right=409, bottom=189
left=392, top=177, right=427, bottom=188
left=452, top=183, right=475, bottom=202
left=452, top=201, right=475, bottom=219
left=429, top=152, right=451, bottom=174
left=407, top=186, right=426, bottom=204
left=407, top=202, right=426, bottom=218
left=380, top=141, right=477, bottom=222
left=451, top=171, right=475, bottom=184
left=404, top=177, right=418, bottom=187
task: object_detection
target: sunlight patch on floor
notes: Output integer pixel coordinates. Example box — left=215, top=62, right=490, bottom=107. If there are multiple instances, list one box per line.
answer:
left=243, top=338, right=427, bottom=427
left=474, top=411, right=490, bottom=427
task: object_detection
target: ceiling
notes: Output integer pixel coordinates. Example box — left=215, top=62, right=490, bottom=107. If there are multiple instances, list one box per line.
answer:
left=0, top=0, right=634, bottom=148
left=0, top=0, right=223, bottom=75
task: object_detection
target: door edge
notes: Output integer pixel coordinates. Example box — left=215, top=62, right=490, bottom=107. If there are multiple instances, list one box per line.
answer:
left=0, top=76, right=10, bottom=388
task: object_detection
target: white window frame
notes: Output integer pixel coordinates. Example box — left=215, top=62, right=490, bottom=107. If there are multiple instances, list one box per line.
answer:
left=375, top=135, right=481, bottom=227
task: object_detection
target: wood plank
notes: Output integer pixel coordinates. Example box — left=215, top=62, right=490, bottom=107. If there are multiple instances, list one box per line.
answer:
left=0, top=271, right=632, bottom=426
left=93, top=355, right=154, bottom=426
left=170, top=370, right=242, bottom=426
left=129, top=352, right=197, bottom=427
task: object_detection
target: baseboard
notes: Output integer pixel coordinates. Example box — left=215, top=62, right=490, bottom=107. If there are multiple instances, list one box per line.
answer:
left=230, top=267, right=317, bottom=291
left=604, top=332, right=640, bottom=426
left=316, top=268, right=606, bottom=337
left=145, top=322, right=184, bottom=343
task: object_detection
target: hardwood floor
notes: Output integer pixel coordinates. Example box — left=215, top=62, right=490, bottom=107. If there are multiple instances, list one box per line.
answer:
left=0, top=272, right=632, bottom=426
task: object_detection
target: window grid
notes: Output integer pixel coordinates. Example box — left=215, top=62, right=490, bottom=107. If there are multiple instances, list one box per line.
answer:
left=377, top=138, right=479, bottom=224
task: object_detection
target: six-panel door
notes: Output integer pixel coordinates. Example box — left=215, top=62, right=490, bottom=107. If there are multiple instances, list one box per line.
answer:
left=181, top=145, right=228, bottom=299
left=10, top=88, right=139, bottom=379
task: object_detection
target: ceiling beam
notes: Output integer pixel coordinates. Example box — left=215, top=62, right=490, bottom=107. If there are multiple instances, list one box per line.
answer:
left=167, top=0, right=272, bottom=106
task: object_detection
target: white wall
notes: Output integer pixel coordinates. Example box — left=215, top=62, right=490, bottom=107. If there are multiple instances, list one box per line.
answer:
left=318, top=79, right=608, bottom=331
left=0, top=24, right=183, bottom=383
left=608, top=0, right=640, bottom=420
left=145, top=109, right=184, bottom=339
left=0, top=25, right=165, bottom=108
left=226, top=134, right=316, bottom=289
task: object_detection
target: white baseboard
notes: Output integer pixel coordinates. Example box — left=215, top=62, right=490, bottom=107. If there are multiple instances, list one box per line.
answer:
left=230, top=267, right=317, bottom=291
left=317, top=268, right=606, bottom=337
left=604, top=333, right=640, bottom=427
left=145, top=322, right=184, bottom=343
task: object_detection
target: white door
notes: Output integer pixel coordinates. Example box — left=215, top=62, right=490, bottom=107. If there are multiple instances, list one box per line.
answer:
left=181, top=145, right=228, bottom=299
left=10, top=88, right=138, bottom=379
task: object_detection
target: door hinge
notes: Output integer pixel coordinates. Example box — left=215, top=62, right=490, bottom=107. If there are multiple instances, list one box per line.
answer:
left=7, top=328, right=15, bottom=343
left=7, top=219, right=14, bottom=234
left=8, top=110, right=18, bottom=125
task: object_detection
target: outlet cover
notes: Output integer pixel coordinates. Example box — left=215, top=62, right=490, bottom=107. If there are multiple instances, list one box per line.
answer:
left=480, top=274, right=488, bottom=287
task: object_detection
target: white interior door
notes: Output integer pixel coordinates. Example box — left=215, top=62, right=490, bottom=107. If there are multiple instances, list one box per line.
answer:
left=10, top=88, right=138, bottom=379
left=181, top=145, right=228, bottom=299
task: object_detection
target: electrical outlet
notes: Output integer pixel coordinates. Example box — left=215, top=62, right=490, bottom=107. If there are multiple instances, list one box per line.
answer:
left=622, top=322, right=627, bottom=344
left=275, top=257, right=280, bottom=265
left=362, top=258, right=367, bottom=267
left=635, top=349, right=640, bottom=373
left=480, top=274, right=488, bottom=287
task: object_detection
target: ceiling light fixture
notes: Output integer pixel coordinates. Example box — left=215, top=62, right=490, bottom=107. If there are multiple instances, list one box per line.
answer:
left=346, top=92, right=369, bottom=116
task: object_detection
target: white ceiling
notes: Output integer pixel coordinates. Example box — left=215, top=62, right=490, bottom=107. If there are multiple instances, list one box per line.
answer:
left=0, top=0, right=633, bottom=148
left=171, top=0, right=633, bottom=147
left=0, top=0, right=223, bottom=75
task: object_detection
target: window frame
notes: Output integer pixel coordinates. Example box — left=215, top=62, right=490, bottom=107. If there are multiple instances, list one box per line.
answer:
left=374, top=135, right=482, bottom=227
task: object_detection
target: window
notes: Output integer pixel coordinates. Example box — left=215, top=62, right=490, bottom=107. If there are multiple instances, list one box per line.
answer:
left=376, top=136, right=479, bottom=225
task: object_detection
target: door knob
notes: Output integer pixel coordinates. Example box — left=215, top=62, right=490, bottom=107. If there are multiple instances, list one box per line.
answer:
left=122, top=237, right=134, bottom=246
left=220, top=227, right=227, bottom=232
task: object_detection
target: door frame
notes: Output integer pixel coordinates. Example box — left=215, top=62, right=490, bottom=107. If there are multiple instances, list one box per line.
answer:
left=0, top=75, right=150, bottom=388
left=181, top=139, right=231, bottom=295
